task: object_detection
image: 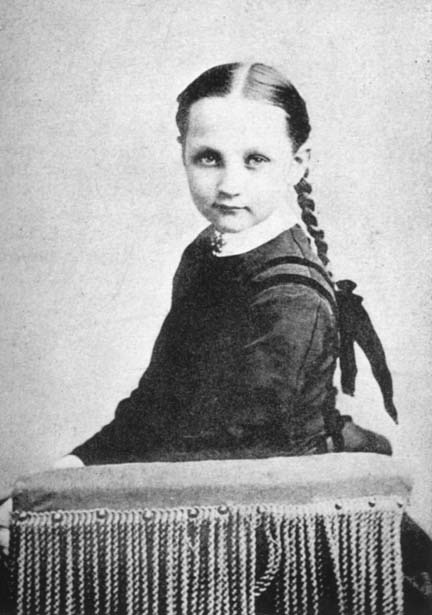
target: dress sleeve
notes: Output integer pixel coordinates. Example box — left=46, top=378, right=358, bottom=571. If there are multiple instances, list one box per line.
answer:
left=224, top=281, right=339, bottom=445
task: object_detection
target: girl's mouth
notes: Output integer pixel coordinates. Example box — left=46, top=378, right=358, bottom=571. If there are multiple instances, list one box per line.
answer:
left=213, top=203, right=245, bottom=213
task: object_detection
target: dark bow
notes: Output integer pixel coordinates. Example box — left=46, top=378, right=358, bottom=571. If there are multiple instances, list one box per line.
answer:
left=335, top=279, right=398, bottom=424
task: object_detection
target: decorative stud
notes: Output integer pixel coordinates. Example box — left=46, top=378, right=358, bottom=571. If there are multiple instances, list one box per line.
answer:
left=210, top=229, right=226, bottom=254
left=368, top=500, right=376, bottom=508
left=334, top=502, right=343, bottom=511
left=217, top=505, right=229, bottom=515
left=187, top=507, right=200, bottom=519
left=96, top=509, right=108, bottom=520
left=17, top=511, right=28, bottom=522
left=142, top=509, right=154, bottom=521
left=52, top=512, right=63, bottom=523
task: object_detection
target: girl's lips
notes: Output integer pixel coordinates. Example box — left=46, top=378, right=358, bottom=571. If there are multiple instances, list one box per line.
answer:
left=213, top=203, right=245, bottom=212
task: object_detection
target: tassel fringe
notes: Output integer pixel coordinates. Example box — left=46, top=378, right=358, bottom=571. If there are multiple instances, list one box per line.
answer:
left=10, top=496, right=405, bottom=615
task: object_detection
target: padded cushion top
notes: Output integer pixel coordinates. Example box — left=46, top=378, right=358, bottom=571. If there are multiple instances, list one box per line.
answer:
left=12, top=453, right=412, bottom=512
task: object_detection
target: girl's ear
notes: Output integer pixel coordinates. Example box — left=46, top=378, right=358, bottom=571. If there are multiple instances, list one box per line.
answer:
left=287, top=143, right=311, bottom=186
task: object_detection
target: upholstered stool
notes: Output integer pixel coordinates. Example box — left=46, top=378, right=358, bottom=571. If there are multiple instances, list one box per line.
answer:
left=10, top=453, right=412, bottom=615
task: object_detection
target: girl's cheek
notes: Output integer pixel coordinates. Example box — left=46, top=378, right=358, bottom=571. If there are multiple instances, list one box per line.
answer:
left=187, top=168, right=203, bottom=190
left=187, top=176, right=216, bottom=206
left=194, top=170, right=218, bottom=193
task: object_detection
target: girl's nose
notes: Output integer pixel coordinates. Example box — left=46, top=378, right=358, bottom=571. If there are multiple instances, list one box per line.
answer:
left=217, top=165, right=243, bottom=198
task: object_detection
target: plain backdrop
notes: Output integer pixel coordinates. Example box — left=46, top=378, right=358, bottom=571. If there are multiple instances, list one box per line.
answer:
left=1, top=0, right=431, bottom=533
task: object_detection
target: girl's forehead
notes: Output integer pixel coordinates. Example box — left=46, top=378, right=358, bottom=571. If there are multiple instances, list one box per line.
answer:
left=186, top=96, right=292, bottom=150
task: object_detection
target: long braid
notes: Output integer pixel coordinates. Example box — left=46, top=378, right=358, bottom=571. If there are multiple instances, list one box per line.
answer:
left=294, top=170, right=333, bottom=280
left=294, top=170, right=347, bottom=451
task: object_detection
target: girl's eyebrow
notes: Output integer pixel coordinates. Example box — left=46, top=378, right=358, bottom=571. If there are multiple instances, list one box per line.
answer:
left=190, top=144, right=220, bottom=153
left=190, top=144, right=271, bottom=156
left=244, top=147, right=270, bottom=156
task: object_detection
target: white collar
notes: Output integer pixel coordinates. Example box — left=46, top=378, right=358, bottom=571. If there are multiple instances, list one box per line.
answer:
left=212, top=206, right=310, bottom=257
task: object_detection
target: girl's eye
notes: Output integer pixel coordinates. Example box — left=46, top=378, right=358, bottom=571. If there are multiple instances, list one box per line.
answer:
left=246, top=154, right=269, bottom=168
left=196, top=151, right=220, bottom=166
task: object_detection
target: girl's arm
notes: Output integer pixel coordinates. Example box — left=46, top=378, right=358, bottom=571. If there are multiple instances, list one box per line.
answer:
left=228, top=281, right=339, bottom=449
left=70, top=347, right=169, bottom=466
left=247, top=284, right=336, bottom=396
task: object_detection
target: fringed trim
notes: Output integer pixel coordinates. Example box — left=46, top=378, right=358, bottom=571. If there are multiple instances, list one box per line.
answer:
left=10, top=496, right=405, bottom=615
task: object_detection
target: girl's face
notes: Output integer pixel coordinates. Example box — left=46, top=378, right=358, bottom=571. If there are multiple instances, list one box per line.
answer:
left=182, top=96, right=308, bottom=233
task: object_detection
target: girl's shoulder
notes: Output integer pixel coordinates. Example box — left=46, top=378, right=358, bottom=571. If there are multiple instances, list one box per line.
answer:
left=170, top=226, right=213, bottom=298
left=243, top=226, right=336, bottom=314
left=178, top=226, right=213, bottom=262
left=250, top=224, right=320, bottom=265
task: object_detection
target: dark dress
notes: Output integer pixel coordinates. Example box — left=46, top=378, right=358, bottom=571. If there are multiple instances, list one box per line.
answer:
left=72, top=224, right=340, bottom=466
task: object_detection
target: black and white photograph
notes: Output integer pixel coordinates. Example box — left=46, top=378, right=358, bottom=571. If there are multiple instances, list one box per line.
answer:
left=0, top=1, right=431, bottom=613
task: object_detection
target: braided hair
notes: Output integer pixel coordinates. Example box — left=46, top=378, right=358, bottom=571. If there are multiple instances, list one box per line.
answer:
left=176, top=62, right=332, bottom=275
left=295, top=171, right=332, bottom=277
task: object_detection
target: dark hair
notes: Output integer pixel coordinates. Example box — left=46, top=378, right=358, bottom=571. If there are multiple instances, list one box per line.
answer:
left=176, top=63, right=310, bottom=152
left=176, top=62, right=330, bottom=272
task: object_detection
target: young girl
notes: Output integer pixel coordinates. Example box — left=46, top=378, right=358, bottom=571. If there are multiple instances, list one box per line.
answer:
left=66, top=62, right=393, bottom=467
left=1, top=62, right=430, bottom=613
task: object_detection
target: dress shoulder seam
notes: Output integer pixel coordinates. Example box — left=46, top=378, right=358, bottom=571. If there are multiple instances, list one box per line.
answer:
left=250, top=273, right=337, bottom=315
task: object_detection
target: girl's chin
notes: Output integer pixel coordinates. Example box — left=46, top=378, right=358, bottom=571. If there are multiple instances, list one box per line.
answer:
left=213, top=221, right=252, bottom=233
left=210, top=214, right=256, bottom=234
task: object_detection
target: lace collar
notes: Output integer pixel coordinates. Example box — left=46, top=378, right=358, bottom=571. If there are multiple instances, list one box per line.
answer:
left=211, top=206, right=308, bottom=257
